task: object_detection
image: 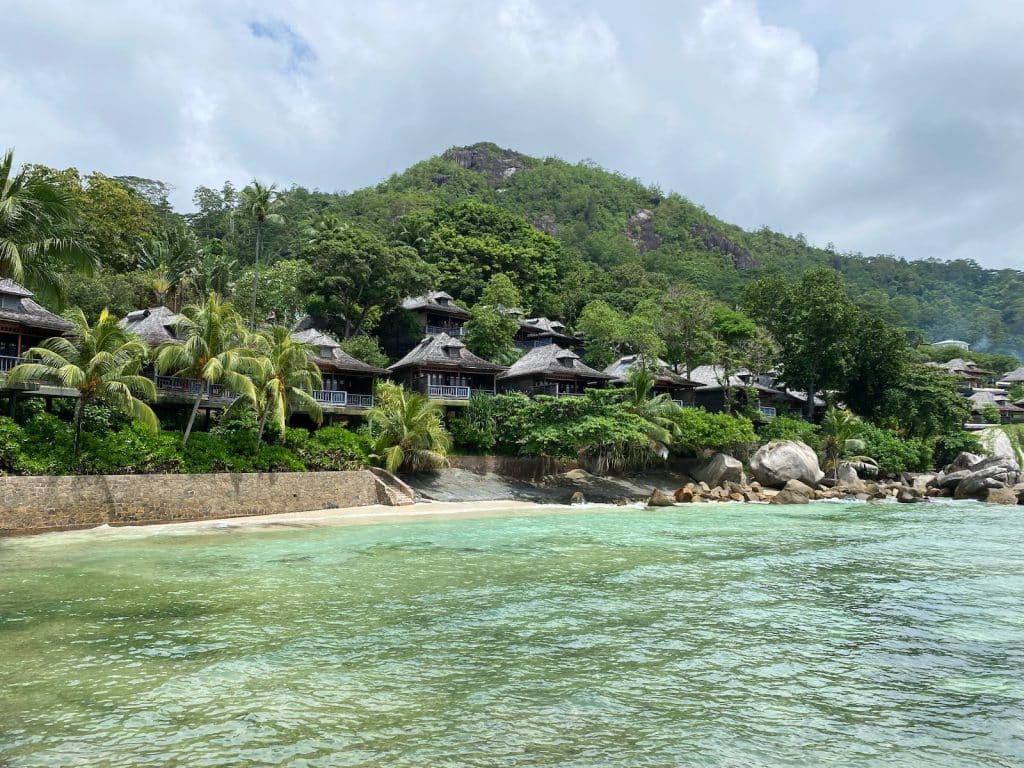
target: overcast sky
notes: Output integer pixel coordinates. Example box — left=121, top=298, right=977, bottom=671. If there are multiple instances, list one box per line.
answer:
left=2, top=0, right=1022, bottom=269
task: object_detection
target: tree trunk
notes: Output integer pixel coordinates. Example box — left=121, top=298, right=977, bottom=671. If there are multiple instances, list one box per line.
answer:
left=183, top=394, right=203, bottom=446
left=72, top=397, right=85, bottom=459
left=805, top=380, right=817, bottom=420
left=250, top=221, right=263, bottom=327
left=256, top=405, right=269, bottom=453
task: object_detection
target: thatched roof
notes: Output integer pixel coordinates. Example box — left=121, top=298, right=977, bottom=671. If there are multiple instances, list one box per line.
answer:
left=603, top=354, right=698, bottom=388
left=999, top=366, right=1024, bottom=384
left=0, top=278, right=73, bottom=333
left=930, top=358, right=991, bottom=375
left=401, top=291, right=470, bottom=318
left=292, top=328, right=387, bottom=375
left=500, top=344, right=613, bottom=381
left=389, top=333, right=505, bottom=373
left=120, top=307, right=182, bottom=346
left=688, top=364, right=787, bottom=396
left=968, top=389, right=1024, bottom=413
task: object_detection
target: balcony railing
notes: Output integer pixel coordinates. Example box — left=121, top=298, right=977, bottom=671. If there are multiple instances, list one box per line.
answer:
left=427, top=384, right=471, bottom=400
left=0, top=355, right=22, bottom=373
left=154, top=376, right=235, bottom=400
left=758, top=406, right=777, bottom=419
left=311, top=390, right=373, bottom=408
left=425, top=325, right=464, bottom=337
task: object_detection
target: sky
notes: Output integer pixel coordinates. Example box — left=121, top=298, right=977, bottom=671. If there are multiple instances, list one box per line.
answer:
left=1, top=0, right=1022, bottom=270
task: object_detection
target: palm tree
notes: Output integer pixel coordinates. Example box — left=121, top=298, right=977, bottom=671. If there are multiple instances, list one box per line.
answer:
left=155, top=293, right=257, bottom=446
left=7, top=308, right=157, bottom=458
left=623, top=367, right=679, bottom=460
left=0, top=149, right=95, bottom=304
left=367, top=381, right=451, bottom=473
left=820, top=407, right=877, bottom=477
left=239, top=181, right=284, bottom=327
left=250, top=325, right=323, bottom=444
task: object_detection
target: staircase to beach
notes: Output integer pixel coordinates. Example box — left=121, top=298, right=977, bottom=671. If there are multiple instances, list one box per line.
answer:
left=368, top=468, right=417, bottom=506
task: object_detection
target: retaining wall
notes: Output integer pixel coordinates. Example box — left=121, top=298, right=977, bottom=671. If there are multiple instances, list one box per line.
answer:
left=0, top=470, right=393, bottom=536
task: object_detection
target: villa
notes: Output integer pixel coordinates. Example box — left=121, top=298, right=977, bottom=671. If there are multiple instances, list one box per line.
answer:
left=997, top=366, right=1024, bottom=388
left=499, top=344, right=613, bottom=397
left=927, top=358, right=993, bottom=390
left=514, top=315, right=581, bottom=350
left=686, top=365, right=821, bottom=419
left=604, top=354, right=698, bottom=406
left=401, top=292, right=470, bottom=338
left=291, top=328, right=387, bottom=414
left=968, top=389, right=1024, bottom=424
left=388, top=332, right=506, bottom=405
left=0, top=278, right=74, bottom=371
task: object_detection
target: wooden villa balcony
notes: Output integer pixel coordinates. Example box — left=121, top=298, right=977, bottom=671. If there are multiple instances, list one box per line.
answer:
left=154, top=375, right=236, bottom=401
left=425, top=385, right=495, bottom=400
left=1, top=355, right=23, bottom=373
left=425, top=325, right=464, bottom=337
left=311, top=390, right=373, bottom=408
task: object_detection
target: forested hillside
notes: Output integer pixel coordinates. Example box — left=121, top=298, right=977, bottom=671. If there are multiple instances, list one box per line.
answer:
left=20, top=141, right=1024, bottom=356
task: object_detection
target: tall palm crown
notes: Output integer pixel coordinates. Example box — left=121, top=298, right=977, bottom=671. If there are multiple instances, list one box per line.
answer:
left=0, top=149, right=95, bottom=304
left=155, top=293, right=257, bottom=445
left=239, top=180, right=284, bottom=327
left=7, top=308, right=157, bottom=457
left=368, top=382, right=451, bottom=474
left=251, top=325, right=323, bottom=442
left=623, top=367, right=679, bottom=460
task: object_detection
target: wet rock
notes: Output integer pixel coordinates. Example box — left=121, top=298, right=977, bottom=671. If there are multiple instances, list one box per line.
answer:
left=750, top=441, right=824, bottom=488
left=897, top=487, right=923, bottom=504
left=835, top=463, right=863, bottom=490
left=946, top=451, right=984, bottom=472
left=694, top=453, right=745, bottom=488
left=770, top=489, right=810, bottom=505
left=647, top=489, right=675, bottom=507
left=569, top=491, right=586, bottom=505
left=783, top=478, right=815, bottom=499
left=986, top=487, right=1019, bottom=505
left=674, top=485, right=695, bottom=503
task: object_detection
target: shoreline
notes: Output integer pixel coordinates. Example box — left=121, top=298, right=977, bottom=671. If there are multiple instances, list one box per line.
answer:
left=1, top=500, right=630, bottom=544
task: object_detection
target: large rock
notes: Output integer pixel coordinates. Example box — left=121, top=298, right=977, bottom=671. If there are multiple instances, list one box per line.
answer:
left=835, top=463, right=861, bottom=489
left=783, top=478, right=815, bottom=499
left=770, top=489, right=810, bottom=505
left=750, top=441, right=824, bottom=489
left=977, top=428, right=1022, bottom=468
left=694, top=453, right=745, bottom=488
left=647, top=489, right=675, bottom=507
left=986, top=487, right=1019, bottom=505
left=953, top=462, right=1022, bottom=500
left=897, top=487, right=923, bottom=504
left=945, top=452, right=984, bottom=472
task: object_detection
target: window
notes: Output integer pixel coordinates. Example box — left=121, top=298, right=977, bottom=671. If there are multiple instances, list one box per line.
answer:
left=559, top=358, right=573, bottom=368
left=0, top=296, right=20, bottom=310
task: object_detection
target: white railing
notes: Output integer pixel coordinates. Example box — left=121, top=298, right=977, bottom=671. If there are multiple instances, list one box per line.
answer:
left=155, top=376, right=234, bottom=399
left=759, top=406, right=777, bottom=418
left=425, top=325, right=464, bottom=337
left=313, top=390, right=348, bottom=405
left=428, top=384, right=471, bottom=399
left=349, top=394, right=374, bottom=408
left=0, top=355, right=22, bottom=373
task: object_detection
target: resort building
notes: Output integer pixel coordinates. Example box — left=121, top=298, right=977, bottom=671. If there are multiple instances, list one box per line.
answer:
left=0, top=278, right=74, bottom=371
left=686, top=365, right=816, bottom=419
left=933, top=339, right=970, bottom=350
left=292, top=329, right=387, bottom=414
left=388, top=333, right=506, bottom=405
left=498, top=344, right=613, bottom=397
left=401, top=292, right=470, bottom=338
left=967, top=389, right=1024, bottom=424
left=997, top=366, right=1024, bottom=388
left=927, top=358, right=993, bottom=390
left=514, top=315, right=581, bottom=350
left=120, top=306, right=182, bottom=346
left=604, top=354, right=698, bottom=406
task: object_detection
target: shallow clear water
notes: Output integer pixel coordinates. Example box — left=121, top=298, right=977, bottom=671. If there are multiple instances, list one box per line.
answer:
left=2, top=501, right=1024, bottom=767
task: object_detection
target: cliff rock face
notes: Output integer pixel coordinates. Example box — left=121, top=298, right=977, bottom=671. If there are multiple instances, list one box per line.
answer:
left=443, top=143, right=532, bottom=186
left=689, top=224, right=761, bottom=270
left=627, top=208, right=663, bottom=253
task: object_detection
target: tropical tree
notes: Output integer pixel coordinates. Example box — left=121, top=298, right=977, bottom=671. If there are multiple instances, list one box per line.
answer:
left=367, top=381, right=451, bottom=473
left=239, top=180, right=284, bottom=327
left=250, top=325, right=323, bottom=444
left=819, top=407, right=877, bottom=477
left=464, top=272, right=525, bottom=364
left=7, top=308, right=157, bottom=457
left=621, top=367, right=679, bottom=460
left=155, top=293, right=257, bottom=445
left=0, top=149, right=95, bottom=303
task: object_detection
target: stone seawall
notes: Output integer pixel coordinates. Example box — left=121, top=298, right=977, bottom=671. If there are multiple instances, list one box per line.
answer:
left=0, top=470, right=395, bottom=536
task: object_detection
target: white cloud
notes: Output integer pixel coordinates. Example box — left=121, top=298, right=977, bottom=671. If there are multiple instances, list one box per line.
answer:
left=0, top=0, right=1021, bottom=268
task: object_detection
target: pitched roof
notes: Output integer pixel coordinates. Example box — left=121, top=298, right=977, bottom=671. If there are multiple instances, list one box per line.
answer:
left=120, top=306, right=182, bottom=346
left=0, top=279, right=73, bottom=333
left=500, top=344, right=613, bottom=381
left=931, top=358, right=991, bottom=375
left=292, top=328, right=387, bottom=375
left=999, top=366, right=1024, bottom=383
left=389, top=333, right=505, bottom=372
left=603, top=354, right=698, bottom=387
left=968, top=389, right=1024, bottom=413
left=688, top=364, right=784, bottom=395
left=401, top=291, right=470, bottom=318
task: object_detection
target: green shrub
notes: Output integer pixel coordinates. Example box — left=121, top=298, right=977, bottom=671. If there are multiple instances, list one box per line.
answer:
left=300, top=425, right=371, bottom=470
left=758, top=414, right=821, bottom=451
left=980, top=404, right=1001, bottom=424
left=18, top=414, right=75, bottom=474
left=859, top=423, right=932, bottom=475
left=932, top=432, right=984, bottom=469
left=668, top=408, right=758, bottom=456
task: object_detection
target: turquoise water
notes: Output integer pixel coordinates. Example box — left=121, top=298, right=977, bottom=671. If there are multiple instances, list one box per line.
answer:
left=2, top=501, right=1023, bottom=767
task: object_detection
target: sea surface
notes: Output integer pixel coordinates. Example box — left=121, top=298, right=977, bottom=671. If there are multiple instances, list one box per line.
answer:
left=2, top=501, right=1023, bottom=767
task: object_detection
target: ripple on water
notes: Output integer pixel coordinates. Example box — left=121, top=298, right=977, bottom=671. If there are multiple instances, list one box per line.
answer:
left=1, top=502, right=1023, bottom=767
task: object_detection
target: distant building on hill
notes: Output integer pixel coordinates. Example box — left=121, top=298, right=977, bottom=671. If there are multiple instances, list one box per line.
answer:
left=932, top=339, right=970, bottom=350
